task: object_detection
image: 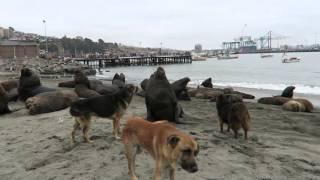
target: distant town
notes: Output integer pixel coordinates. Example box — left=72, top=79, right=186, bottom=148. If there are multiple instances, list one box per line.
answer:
left=0, top=26, right=320, bottom=60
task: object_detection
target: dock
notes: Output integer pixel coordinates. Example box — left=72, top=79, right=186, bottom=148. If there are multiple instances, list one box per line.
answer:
left=73, top=55, right=192, bottom=68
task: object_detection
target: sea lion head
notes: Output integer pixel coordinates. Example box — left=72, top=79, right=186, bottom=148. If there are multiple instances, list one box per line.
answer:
left=20, top=68, right=33, bottom=77
left=153, top=67, right=166, bottom=80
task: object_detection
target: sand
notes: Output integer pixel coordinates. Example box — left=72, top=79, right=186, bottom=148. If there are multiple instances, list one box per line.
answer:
left=1, top=78, right=320, bottom=180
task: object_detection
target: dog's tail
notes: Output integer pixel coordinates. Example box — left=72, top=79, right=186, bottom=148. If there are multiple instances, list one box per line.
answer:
left=241, top=110, right=251, bottom=131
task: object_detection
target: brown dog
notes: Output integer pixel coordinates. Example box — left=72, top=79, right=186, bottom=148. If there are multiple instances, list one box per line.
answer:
left=216, top=94, right=250, bottom=139
left=122, top=117, right=199, bottom=180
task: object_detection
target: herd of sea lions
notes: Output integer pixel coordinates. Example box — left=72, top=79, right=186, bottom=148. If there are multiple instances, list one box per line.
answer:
left=0, top=66, right=316, bottom=179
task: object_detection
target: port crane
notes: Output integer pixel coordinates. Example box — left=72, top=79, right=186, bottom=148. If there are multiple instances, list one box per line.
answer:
left=255, top=31, right=287, bottom=49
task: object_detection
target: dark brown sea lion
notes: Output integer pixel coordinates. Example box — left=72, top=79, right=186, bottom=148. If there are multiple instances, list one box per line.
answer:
left=58, top=80, right=75, bottom=88
left=88, top=79, right=103, bottom=91
left=0, top=80, right=18, bottom=92
left=58, top=79, right=103, bottom=89
left=25, top=90, right=78, bottom=115
left=145, top=67, right=183, bottom=123
left=95, top=84, right=120, bottom=95
left=74, top=84, right=100, bottom=98
left=188, top=88, right=224, bottom=99
left=74, top=70, right=90, bottom=88
left=140, top=78, right=149, bottom=91
left=0, top=84, right=10, bottom=114
left=281, top=86, right=295, bottom=98
left=201, top=78, right=213, bottom=88
left=257, top=96, right=291, bottom=106
left=171, top=77, right=191, bottom=101
left=18, top=68, right=56, bottom=101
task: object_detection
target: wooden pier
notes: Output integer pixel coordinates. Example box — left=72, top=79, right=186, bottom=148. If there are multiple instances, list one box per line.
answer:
left=73, top=55, right=192, bottom=68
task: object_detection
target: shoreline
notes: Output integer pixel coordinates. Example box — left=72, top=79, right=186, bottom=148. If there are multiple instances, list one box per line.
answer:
left=1, top=73, right=320, bottom=108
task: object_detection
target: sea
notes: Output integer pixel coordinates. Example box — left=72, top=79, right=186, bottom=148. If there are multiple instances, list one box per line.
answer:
left=96, top=52, right=320, bottom=96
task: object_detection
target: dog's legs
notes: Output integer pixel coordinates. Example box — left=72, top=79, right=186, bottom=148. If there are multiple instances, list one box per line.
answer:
left=82, top=117, right=93, bottom=143
left=71, top=118, right=80, bottom=143
left=169, top=167, right=176, bottom=180
left=112, top=114, right=121, bottom=140
left=233, top=129, right=238, bottom=139
left=125, top=143, right=138, bottom=180
left=219, top=119, right=224, bottom=133
left=153, top=160, right=162, bottom=180
left=244, top=130, right=248, bottom=140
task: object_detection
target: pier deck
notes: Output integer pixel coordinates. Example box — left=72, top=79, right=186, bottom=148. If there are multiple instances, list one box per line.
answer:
left=73, top=55, right=192, bottom=68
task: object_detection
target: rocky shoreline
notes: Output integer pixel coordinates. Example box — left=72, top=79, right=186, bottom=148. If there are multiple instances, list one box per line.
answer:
left=0, top=58, right=96, bottom=76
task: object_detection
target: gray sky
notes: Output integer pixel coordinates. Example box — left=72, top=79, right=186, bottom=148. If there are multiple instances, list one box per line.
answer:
left=0, top=0, right=319, bottom=50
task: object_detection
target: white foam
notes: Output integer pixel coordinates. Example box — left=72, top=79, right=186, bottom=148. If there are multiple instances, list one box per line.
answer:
left=189, top=80, right=320, bottom=95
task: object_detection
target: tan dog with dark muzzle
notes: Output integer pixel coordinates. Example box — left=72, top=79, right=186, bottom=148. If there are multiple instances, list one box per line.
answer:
left=122, top=117, right=199, bottom=180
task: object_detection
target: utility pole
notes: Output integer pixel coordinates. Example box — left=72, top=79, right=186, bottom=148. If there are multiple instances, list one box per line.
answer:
left=43, top=20, right=48, bottom=55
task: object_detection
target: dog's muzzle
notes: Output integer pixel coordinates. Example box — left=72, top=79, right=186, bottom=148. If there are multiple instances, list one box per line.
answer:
left=181, top=162, right=198, bottom=173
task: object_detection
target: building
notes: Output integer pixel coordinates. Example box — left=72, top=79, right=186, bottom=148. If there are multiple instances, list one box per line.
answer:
left=0, top=40, right=39, bottom=59
left=0, top=27, right=5, bottom=39
left=194, top=44, right=202, bottom=53
left=222, top=36, right=257, bottom=53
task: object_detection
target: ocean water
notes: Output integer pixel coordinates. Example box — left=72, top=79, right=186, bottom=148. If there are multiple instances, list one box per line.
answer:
left=96, top=52, right=320, bottom=95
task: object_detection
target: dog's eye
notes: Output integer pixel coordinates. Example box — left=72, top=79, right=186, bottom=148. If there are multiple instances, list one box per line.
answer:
left=183, top=149, right=192, bottom=155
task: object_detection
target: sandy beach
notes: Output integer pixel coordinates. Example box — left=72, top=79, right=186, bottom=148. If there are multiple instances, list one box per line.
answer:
left=0, top=77, right=320, bottom=180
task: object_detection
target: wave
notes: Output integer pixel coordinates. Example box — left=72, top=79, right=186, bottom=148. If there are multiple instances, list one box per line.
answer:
left=95, top=72, right=320, bottom=95
left=188, top=80, right=320, bottom=95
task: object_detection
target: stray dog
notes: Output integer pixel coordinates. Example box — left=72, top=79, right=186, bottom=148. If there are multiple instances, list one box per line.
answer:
left=69, top=84, right=135, bottom=143
left=122, top=117, right=199, bottom=180
left=216, top=94, right=250, bottom=139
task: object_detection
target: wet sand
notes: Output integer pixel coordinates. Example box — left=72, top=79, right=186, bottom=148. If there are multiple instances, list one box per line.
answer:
left=1, top=78, right=320, bottom=180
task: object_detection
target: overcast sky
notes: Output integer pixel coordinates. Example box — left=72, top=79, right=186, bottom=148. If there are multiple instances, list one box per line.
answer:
left=0, top=0, right=319, bottom=50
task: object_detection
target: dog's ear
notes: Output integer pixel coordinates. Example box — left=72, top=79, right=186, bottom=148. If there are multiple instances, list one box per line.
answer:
left=167, top=135, right=180, bottom=148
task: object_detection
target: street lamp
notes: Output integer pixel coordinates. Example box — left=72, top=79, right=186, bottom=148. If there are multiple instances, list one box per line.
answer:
left=43, top=20, right=48, bottom=55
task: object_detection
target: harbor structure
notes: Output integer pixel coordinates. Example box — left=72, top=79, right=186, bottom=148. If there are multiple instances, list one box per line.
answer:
left=0, top=40, right=39, bottom=58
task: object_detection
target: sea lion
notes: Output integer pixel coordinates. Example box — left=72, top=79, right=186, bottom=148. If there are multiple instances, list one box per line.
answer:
left=58, top=79, right=103, bottom=89
left=25, top=90, right=78, bottom=115
left=294, top=98, right=314, bottom=112
left=201, top=78, right=213, bottom=88
left=0, top=80, right=19, bottom=102
left=0, top=80, right=18, bottom=92
left=95, top=84, right=120, bottom=95
left=88, top=79, right=103, bottom=91
left=140, top=78, right=149, bottom=91
left=0, top=84, right=10, bottom=114
left=18, top=68, right=56, bottom=101
left=257, top=96, right=291, bottom=106
left=112, top=73, right=125, bottom=88
left=74, top=70, right=90, bottom=88
left=171, top=77, right=191, bottom=101
left=58, top=80, right=75, bottom=88
left=188, top=87, right=224, bottom=99
left=282, top=100, right=306, bottom=112
left=7, top=88, right=19, bottom=102
left=145, top=67, right=182, bottom=123
left=281, top=86, right=295, bottom=98
left=74, top=84, right=100, bottom=98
